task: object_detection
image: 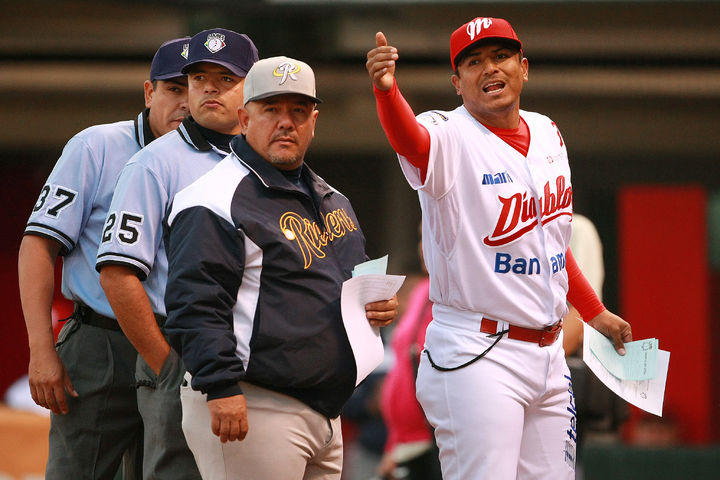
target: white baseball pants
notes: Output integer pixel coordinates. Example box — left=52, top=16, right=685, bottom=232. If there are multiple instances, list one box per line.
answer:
left=416, top=316, right=577, bottom=480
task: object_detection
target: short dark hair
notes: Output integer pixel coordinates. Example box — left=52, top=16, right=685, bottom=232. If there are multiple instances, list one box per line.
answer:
left=151, top=77, right=188, bottom=89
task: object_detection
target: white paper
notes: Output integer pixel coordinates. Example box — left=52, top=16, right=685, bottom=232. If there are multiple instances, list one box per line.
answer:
left=582, top=322, right=670, bottom=416
left=341, top=274, right=406, bottom=386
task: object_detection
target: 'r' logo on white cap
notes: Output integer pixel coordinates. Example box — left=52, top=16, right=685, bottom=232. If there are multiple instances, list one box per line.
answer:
left=273, top=62, right=301, bottom=85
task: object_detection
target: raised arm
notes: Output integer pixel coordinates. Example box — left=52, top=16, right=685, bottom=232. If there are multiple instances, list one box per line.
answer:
left=366, top=32, right=397, bottom=92
left=366, top=32, right=431, bottom=174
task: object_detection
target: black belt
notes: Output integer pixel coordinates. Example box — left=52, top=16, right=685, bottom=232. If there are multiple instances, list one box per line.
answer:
left=73, top=304, right=166, bottom=330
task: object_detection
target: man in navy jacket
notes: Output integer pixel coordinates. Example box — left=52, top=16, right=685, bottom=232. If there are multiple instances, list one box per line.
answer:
left=164, top=56, right=398, bottom=480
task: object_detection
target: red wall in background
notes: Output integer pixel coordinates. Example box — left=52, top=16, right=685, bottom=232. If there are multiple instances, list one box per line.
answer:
left=0, top=166, right=45, bottom=397
left=1, top=165, right=74, bottom=398
left=618, top=185, right=711, bottom=444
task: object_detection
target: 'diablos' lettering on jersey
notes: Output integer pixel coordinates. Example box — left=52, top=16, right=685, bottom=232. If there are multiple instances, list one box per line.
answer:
left=280, top=209, right=358, bottom=269
left=483, top=175, right=572, bottom=247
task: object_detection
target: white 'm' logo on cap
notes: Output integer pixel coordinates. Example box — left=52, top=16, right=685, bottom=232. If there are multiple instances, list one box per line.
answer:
left=466, top=17, right=493, bottom=40
left=273, top=62, right=301, bottom=85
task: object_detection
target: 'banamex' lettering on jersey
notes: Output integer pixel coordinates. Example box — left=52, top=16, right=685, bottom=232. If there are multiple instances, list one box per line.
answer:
left=483, top=175, right=572, bottom=247
left=280, top=208, right=358, bottom=269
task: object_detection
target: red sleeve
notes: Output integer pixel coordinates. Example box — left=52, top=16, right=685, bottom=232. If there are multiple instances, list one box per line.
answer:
left=566, top=248, right=606, bottom=321
left=373, top=79, right=430, bottom=180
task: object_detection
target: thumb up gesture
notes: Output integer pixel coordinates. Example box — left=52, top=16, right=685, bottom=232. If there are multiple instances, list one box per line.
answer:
left=366, top=32, right=398, bottom=91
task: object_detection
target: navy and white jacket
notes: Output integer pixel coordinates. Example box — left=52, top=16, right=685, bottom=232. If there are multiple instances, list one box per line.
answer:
left=164, top=135, right=368, bottom=418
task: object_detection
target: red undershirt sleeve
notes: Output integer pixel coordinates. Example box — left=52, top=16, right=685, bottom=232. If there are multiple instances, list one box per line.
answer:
left=373, top=79, right=430, bottom=181
left=566, top=248, right=607, bottom=321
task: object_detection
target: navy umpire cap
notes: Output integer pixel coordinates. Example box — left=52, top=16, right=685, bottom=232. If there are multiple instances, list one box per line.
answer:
left=150, top=37, right=191, bottom=81
left=182, top=28, right=259, bottom=77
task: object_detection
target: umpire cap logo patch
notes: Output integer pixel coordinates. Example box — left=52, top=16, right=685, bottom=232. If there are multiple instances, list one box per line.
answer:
left=204, top=33, right=226, bottom=53
left=272, top=62, right=301, bottom=85
left=181, top=43, right=189, bottom=59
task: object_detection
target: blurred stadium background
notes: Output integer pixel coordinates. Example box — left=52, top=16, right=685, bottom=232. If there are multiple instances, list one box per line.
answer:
left=1, top=1, right=718, bottom=478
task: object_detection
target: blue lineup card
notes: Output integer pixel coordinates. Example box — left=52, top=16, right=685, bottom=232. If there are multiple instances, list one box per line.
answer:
left=589, top=331, right=658, bottom=381
left=352, top=255, right=388, bottom=277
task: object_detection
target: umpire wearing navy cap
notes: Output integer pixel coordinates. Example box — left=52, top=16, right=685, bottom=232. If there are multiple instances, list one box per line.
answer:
left=144, top=37, right=191, bottom=139
left=97, top=27, right=259, bottom=480
left=19, top=37, right=192, bottom=480
left=178, top=28, right=258, bottom=138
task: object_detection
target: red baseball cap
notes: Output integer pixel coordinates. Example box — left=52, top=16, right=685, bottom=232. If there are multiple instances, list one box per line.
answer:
left=450, top=17, right=522, bottom=70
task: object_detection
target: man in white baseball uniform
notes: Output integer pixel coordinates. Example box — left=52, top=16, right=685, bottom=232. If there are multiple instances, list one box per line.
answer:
left=366, top=17, right=632, bottom=480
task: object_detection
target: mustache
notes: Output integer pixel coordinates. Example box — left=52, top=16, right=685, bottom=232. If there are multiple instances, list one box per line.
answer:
left=271, top=130, right=298, bottom=143
left=201, top=96, right=222, bottom=105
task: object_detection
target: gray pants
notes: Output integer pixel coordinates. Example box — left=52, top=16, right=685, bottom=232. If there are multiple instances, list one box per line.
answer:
left=47, top=318, right=143, bottom=480
left=136, top=346, right=201, bottom=479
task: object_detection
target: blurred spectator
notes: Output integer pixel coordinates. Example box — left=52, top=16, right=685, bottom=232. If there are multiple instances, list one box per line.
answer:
left=377, top=227, right=442, bottom=480
left=342, top=370, right=389, bottom=480
left=562, top=213, right=628, bottom=476
left=563, top=213, right=605, bottom=354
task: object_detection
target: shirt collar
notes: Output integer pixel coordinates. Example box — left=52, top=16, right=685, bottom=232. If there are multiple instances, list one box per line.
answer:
left=229, top=135, right=333, bottom=198
left=176, top=117, right=231, bottom=155
left=134, top=109, right=156, bottom=148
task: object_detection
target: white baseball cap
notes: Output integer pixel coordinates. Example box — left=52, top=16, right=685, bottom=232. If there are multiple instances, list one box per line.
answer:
left=243, top=56, right=322, bottom=105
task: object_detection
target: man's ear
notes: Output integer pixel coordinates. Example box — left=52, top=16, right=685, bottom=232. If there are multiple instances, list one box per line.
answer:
left=310, top=109, right=319, bottom=138
left=143, top=80, right=154, bottom=109
left=451, top=74, right=461, bottom=96
left=238, top=107, right=250, bottom=135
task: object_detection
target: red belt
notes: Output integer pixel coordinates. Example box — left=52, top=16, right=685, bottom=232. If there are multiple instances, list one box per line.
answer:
left=480, top=318, right=562, bottom=347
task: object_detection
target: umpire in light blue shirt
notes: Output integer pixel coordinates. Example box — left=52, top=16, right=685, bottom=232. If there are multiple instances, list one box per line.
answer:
left=96, top=27, right=259, bottom=480
left=18, top=37, right=192, bottom=480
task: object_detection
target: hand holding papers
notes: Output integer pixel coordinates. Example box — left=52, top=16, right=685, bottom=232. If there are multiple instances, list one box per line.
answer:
left=589, top=334, right=658, bottom=381
left=342, top=256, right=405, bottom=386
left=583, top=322, right=670, bottom=416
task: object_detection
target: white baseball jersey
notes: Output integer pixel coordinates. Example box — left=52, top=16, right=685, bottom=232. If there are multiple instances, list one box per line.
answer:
left=25, top=112, right=152, bottom=317
left=399, top=107, right=572, bottom=329
left=95, top=119, right=229, bottom=316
